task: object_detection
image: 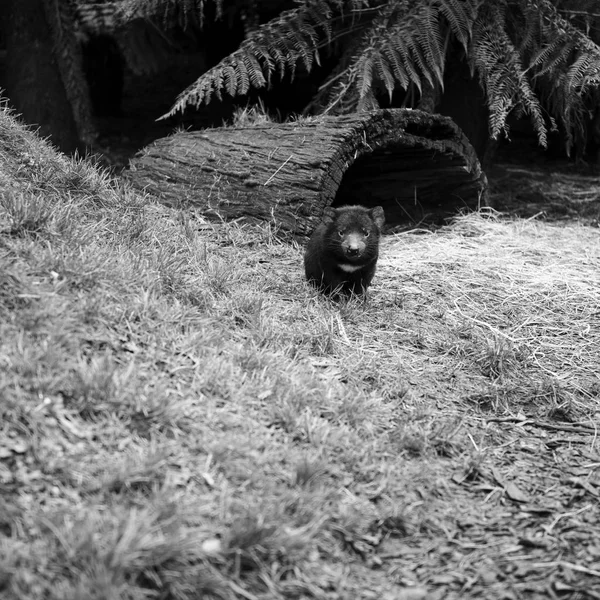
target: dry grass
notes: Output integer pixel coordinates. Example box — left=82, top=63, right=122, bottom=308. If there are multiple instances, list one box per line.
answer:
left=489, top=163, right=600, bottom=223
left=1, top=104, right=599, bottom=600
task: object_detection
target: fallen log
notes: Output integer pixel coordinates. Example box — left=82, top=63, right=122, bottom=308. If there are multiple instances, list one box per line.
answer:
left=127, top=108, right=488, bottom=235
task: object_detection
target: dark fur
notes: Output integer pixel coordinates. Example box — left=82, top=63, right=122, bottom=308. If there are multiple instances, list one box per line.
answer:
left=304, top=205, right=385, bottom=296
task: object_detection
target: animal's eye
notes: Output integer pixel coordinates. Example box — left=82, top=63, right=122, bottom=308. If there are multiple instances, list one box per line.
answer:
left=338, top=230, right=345, bottom=237
left=363, top=229, right=370, bottom=237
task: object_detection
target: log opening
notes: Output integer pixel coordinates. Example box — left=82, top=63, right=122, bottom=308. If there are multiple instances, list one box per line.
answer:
left=334, top=145, right=484, bottom=224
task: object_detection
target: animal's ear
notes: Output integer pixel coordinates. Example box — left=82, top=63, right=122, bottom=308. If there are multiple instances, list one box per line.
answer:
left=370, top=206, right=385, bottom=230
left=321, top=207, right=337, bottom=225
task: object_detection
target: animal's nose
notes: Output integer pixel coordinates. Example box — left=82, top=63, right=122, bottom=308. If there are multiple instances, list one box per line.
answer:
left=346, top=247, right=360, bottom=256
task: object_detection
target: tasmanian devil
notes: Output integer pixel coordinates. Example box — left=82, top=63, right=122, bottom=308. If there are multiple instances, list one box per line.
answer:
left=304, top=205, right=385, bottom=296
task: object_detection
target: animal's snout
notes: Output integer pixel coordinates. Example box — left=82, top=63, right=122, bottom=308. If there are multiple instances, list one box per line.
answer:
left=343, top=233, right=365, bottom=257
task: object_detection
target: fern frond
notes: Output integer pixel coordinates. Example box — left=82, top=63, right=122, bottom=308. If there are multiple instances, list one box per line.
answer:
left=418, top=4, right=445, bottom=82
left=317, top=0, right=459, bottom=114
left=244, top=53, right=267, bottom=88
left=407, top=30, right=436, bottom=88
left=161, top=0, right=341, bottom=117
left=216, top=64, right=228, bottom=98
left=435, top=0, right=478, bottom=52
left=357, top=50, right=377, bottom=111
left=566, top=53, right=599, bottom=92
left=391, top=35, right=422, bottom=92
left=527, top=0, right=600, bottom=90
left=516, top=3, right=542, bottom=56
left=382, top=43, right=410, bottom=90
left=529, top=35, right=576, bottom=78
left=373, top=51, right=396, bottom=100
left=471, top=4, right=548, bottom=147
left=514, top=0, right=600, bottom=153
left=117, top=0, right=217, bottom=29
left=161, top=0, right=481, bottom=117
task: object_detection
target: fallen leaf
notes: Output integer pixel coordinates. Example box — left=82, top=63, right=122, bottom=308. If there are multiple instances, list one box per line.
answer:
left=505, top=482, right=529, bottom=502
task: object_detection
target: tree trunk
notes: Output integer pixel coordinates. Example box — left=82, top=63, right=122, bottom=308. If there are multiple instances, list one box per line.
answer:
left=2, top=0, right=95, bottom=153
left=127, top=109, right=488, bottom=236
left=41, top=0, right=96, bottom=144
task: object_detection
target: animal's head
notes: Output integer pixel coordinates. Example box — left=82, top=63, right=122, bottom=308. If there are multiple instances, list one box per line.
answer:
left=322, top=205, right=385, bottom=259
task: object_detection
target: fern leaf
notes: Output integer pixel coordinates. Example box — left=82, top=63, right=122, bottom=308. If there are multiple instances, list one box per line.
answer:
left=222, top=65, right=237, bottom=98
left=471, top=5, right=548, bottom=147
left=264, top=39, right=287, bottom=80
left=436, top=0, right=477, bottom=52
left=406, top=35, right=433, bottom=89
left=374, top=51, right=397, bottom=101
left=565, top=52, right=600, bottom=92
left=382, top=44, right=410, bottom=90
left=518, top=3, right=544, bottom=55
left=236, top=58, right=250, bottom=96
left=359, top=49, right=376, bottom=103
left=418, top=4, right=445, bottom=83
left=243, top=53, right=267, bottom=89
left=161, top=0, right=337, bottom=118
left=529, top=35, right=575, bottom=78
left=392, top=36, right=422, bottom=92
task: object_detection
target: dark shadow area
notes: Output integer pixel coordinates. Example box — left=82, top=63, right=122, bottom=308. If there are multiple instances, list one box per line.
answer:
left=334, top=146, right=482, bottom=229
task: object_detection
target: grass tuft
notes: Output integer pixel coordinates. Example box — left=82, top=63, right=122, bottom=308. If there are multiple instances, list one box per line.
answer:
left=0, top=191, right=52, bottom=236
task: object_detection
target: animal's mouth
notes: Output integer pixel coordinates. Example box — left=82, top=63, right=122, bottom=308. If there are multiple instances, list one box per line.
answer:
left=344, top=247, right=364, bottom=259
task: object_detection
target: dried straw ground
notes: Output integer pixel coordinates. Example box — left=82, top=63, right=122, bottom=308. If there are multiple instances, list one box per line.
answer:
left=1, top=104, right=599, bottom=600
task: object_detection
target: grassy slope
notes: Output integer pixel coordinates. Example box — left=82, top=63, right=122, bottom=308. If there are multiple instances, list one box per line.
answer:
left=1, top=105, right=599, bottom=600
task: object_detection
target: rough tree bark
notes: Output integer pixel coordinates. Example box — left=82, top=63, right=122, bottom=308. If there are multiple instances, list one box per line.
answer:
left=127, top=108, right=488, bottom=236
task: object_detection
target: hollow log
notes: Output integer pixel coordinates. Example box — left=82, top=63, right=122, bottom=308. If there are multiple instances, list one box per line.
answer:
left=127, top=108, right=488, bottom=235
